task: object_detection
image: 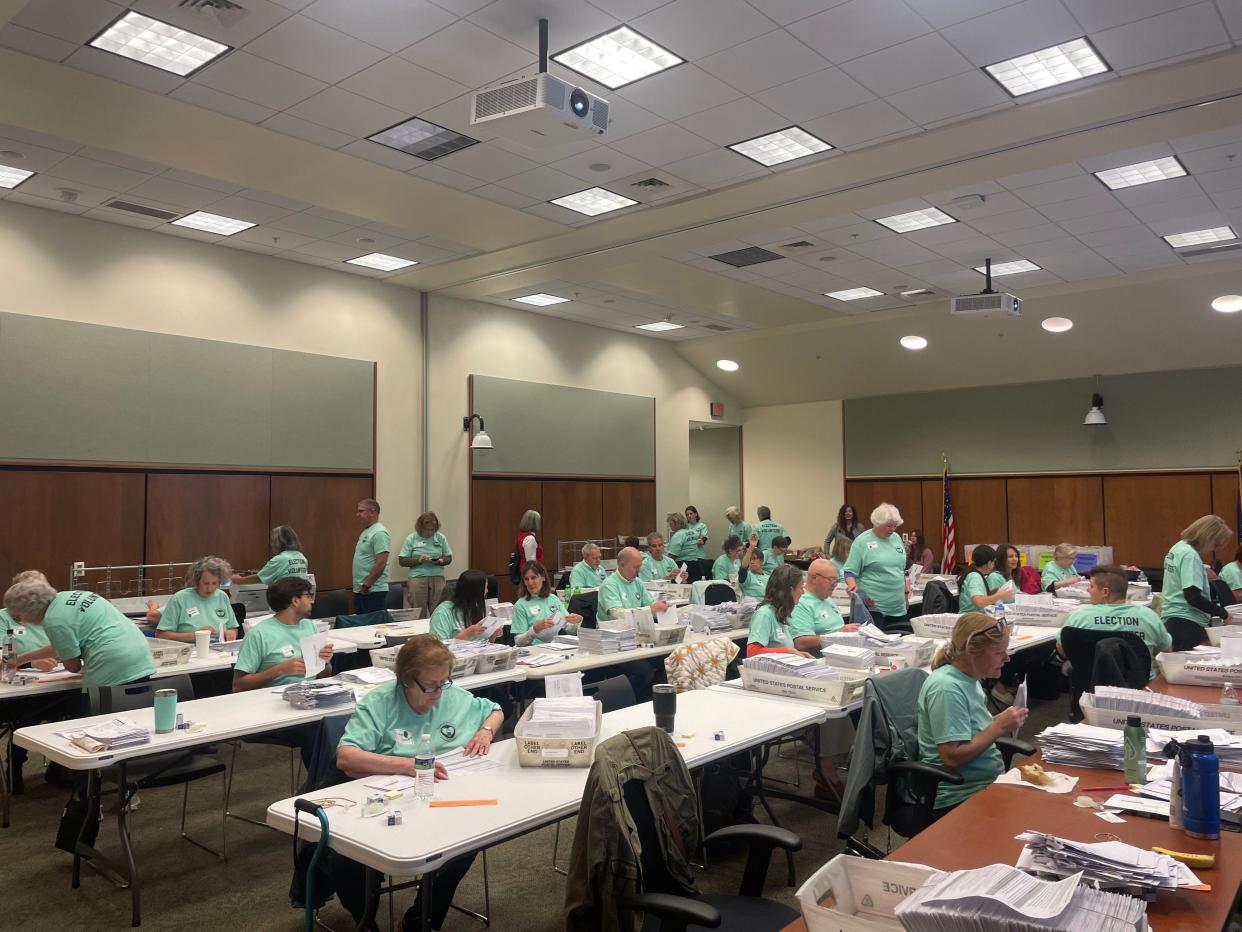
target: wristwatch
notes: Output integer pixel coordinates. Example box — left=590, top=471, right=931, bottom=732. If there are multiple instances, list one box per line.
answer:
left=480, top=725, right=494, bottom=734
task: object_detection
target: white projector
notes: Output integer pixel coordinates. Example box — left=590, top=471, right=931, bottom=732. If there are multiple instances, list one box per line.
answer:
left=950, top=292, right=1021, bottom=319
left=470, top=72, right=609, bottom=147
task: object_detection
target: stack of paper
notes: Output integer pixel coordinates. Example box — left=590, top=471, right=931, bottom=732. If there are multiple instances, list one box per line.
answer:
left=522, top=697, right=597, bottom=738
left=895, top=863, right=1147, bottom=932
left=687, top=607, right=736, bottom=634
left=856, top=622, right=902, bottom=645
left=1140, top=761, right=1242, bottom=812
left=81, top=717, right=150, bottom=749
left=548, top=634, right=580, bottom=651
left=1037, top=722, right=1126, bottom=770
left=438, top=747, right=499, bottom=774
left=338, top=667, right=396, bottom=685
left=486, top=602, right=513, bottom=621
left=1147, top=727, right=1242, bottom=767
left=516, top=651, right=562, bottom=667
left=282, top=681, right=355, bottom=710
left=1091, top=686, right=1202, bottom=719
left=1015, top=831, right=1200, bottom=890
left=820, top=644, right=875, bottom=670
left=820, top=631, right=865, bottom=648
left=209, top=640, right=244, bottom=654
left=577, top=626, right=637, bottom=654
left=744, top=655, right=839, bottom=679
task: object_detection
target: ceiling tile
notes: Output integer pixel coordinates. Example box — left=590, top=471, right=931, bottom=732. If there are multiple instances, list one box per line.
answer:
left=78, top=203, right=159, bottom=224
left=523, top=200, right=596, bottom=224
left=1057, top=209, right=1141, bottom=234
left=609, top=123, right=716, bottom=165
left=399, top=19, right=533, bottom=87
left=697, top=29, right=829, bottom=94
left=468, top=183, right=538, bottom=208
left=588, top=0, right=671, bottom=17
left=338, top=138, right=426, bottom=170
left=850, top=237, right=942, bottom=266
left=752, top=68, right=876, bottom=124
left=821, top=221, right=898, bottom=246
left=1197, top=165, right=1242, bottom=194
left=1076, top=225, right=1158, bottom=248
left=803, top=99, right=917, bottom=149
left=840, top=32, right=972, bottom=97
left=903, top=0, right=1027, bottom=29
left=922, top=232, right=1006, bottom=260
left=219, top=238, right=282, bottom=256
left=286, top=87, right=410, bottom=138
left=1014, top=173, right=1105, bottom=205
left=0, top=23, right=76, bottom=61
left=12, top=0, right=124, bottom=45
left=925, top=187, right=1025, bottom=217
left=47, top=154, right=155, bottom=191
left=593, top=97, right=665, bottom=141
left=203, top=194, right=298, bottom=224
left=1107, top=252, right=1182, bottom=272
left=964, top=206, right=1051, bottom=234
left=940, top=0, right=1082, bottom=67
left=1177, top=142, right=1242, bottom=175
left=1091, top=2, right=1228, bottom=72
left=325, top=227, right=408, bottom=251
left=549, top=146, right=652, bottom=183
left=419, top=92, right=497, bottom=139
left=885, top=69, right=1009, bottom=125
left=467, top=1, right=618, bottom=54
left=661, top=148, right=766, bottom=186
left=1172, top=123, right=1242, bottom=153
left=744, top=0, right=852, bottom=25
left=1129, top=195, right=1219, bottom=224
left=1062, top=0, right=1202, bottom=32
left=1221, top=0, right=1242, bottom=39
left=269, top=211, right=359, bottom=237
left=132, top=0, right=296, bottom=45
left=239, top=189, right=311, bottom=211
left=990, top=222, right=1068, bottom=246
left=230, top=225, right=316, bottom=251
left=169, top=82, right=277, bottom=123
left=1033, top=252, right=1120, bottom=279
left=260, top=112, right=355, bottom=148
left=617, top=64, right=742, bottom=121
left=678, top=98, right=788, bottom=146
left=301, top=0, right=456, bottom=53
left=796, top=0, right=933, bottom=64
left=495, top=164, right=587, bottom=199
left=78, top=147, right=169, bottom=175
left=193, top=51, right=326, bottom=110
left=434, top=142, right=540, bottom=181
left=124, top=176, right=223, bottom=210
left=289, top=239, right=365, bottom=261
left=305, top=205, right=372, bottom=224
left=1036, top=191, right=1124, bottom=220
left=1111, top=175, right=1205, bottom=208
left=411, top=160, right=486, bottom=191
left=63, top=46, right=186, bottom=95
left=339, top=56, right=466, bottom=113
left=0, top=134, right=70, bottom=173
left=245, top=14, right=387, bottom=84
left=631, top=0, right=774, bottom=59
left=997, top=162, right=1084, bottom=189
left=11, top=174, right=118, bottom=208
left=902, top=219, right=990, bottom=245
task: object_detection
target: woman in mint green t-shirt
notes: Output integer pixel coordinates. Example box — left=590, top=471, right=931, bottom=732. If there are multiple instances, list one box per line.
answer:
left=512, top=561, right=582, bottom=647
left=232, top=526, right=310, bottom=588
left=399, top=512, right=453, bottom=617
left=684, top=505, right=709, bottom=561
left=1161, top=515, right=1234, bottom=650
left=1221, top=545, right=1242, bottom=601
left=153, top=555, right=239, bottom=643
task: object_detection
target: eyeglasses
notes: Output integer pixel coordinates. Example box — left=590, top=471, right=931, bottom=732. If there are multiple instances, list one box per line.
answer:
left=406, top=677, right=453, bottom=693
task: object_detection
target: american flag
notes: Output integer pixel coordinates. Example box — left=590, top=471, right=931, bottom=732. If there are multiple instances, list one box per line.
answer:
left=942, top=464, right=956, bottom=575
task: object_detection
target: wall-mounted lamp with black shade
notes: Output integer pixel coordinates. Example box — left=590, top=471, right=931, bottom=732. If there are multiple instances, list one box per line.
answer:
left=463, top=414, right=493, bottom=452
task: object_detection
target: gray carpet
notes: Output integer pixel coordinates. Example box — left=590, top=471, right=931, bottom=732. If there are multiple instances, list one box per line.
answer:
left=2, top=687, right=1070, bottom=931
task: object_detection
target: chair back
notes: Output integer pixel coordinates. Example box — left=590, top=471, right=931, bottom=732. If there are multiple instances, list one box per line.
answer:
left=231, top=602, right=246, bottom=627
left=685, top=561, right=710, bottom=584
left=384, top=584, right=406, bottom=610
left=299, top=713, right=352, bottom=794
left=623, top=777, right=685, bottom=896
left=1060, top=628, right=1151, bottom=722
left=91, top=673, right=195, bottom=715
left=703, top=582, right=735, bottom=606
left=1210, top=578, right=1237, bottom=607
left=333, top=610, right=394, bottom=629
left=569, top=591, right=598, bottom=628
left=558, top=570, right=571, bottom=590
left=309, top=588, right=349, bottom=619
left=920, top=581, right=955, bottom=615
left=581, top=674, right=636, bottom=713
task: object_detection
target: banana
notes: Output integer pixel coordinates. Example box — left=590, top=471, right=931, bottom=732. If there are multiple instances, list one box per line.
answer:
left=1151, top=846, right=1215, bottom=869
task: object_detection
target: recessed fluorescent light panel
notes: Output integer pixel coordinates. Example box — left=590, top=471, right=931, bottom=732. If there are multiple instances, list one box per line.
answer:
left=512, top=293, right=570, bottom=307
left=550, top=187, right=637, bottom=216
left=900, top=288, right=935, bottom=297
left=0, top=164, right=35, bottom=189
left=553, top=26, right=682, bottom=89
left=90, top=11, right=229, bottom=77
left=171, top=211, right=255, bottom=236
left=636, top=321, right=684, bottom=332
left=985, top=38, right=1108, bottom=97
left=974, top=259, right=1040, bottom=276
left=368, top=118, right=477, bottom=161
left=729, top=127, right=832, bottom=167
left=876, top=207, right=957, bottom=233
left=825, top=287, right=883, bottom=300
left=346, top=253, right=418, bottom=271
left=1094, top=156, right=1187, bottom=190
left=1163, top=227, right=1237, bottom=248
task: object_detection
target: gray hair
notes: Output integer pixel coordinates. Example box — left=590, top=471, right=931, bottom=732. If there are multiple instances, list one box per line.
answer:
left=725, top=506, right=742, bottom=523
left=646, top=532, right=664, bottom=547
left=581, top=542, right=601, bottom=559
left=518, top=510, right=541, bottom=533
left=359, top=498, right=381, bottom=515
left=185, top=555, right=234, bottom=589
left=870, top=502, right=904, bottom=528
left=666, top=511, right=687, bottom=532
left=270, top=525, right=303, bottom=555
left=4, top=577, right=57, bottom=621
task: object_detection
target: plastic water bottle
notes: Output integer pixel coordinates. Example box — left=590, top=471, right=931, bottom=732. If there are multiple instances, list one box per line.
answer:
left=1123, top=716, right=1146, bottom=785
left=1165, top=740, right=1185, bottom=831
left=1, top=633, right=16, bottom=684
left=414, top=732, right=435, bottom=801
left=1136, top=568, right=1148, bottom=584
left=1222, top=683, right=1239, bottom=705
left=1180, top=734, right=1221, bottom=840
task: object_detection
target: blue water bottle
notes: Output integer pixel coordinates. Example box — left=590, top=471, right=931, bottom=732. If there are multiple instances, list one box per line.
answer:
left=1180, top=734, right=1220, bottom=840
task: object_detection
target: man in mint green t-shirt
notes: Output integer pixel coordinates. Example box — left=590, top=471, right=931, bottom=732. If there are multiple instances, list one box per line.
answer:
left=234, top=576, right=333, bottom=691
left=569, top=543, right=608, bottom=589
left=1058, top=565, right=1170, bottom=679
left=789, top=559, right=855, bottom=652
left=597, top=548, right=671, bottom=621
left=353, top=498, right=391, bottom=614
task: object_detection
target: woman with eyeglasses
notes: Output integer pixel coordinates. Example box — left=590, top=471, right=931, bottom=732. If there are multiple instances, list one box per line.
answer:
left=335, top=634, right=502, bottom=931
left=918, top=613, right=1029, bottom=817
left=429, top=569, right=502, bottom=641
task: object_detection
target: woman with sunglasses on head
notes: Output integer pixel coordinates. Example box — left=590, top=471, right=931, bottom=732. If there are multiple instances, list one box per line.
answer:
left=335, top=634, right=503, bottom=932
left=918, top=613, right=1029, bottom=817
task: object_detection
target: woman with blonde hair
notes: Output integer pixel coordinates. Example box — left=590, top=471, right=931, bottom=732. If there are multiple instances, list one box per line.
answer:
left=918, top=613, right=1028, bottom=815
left=1161, top=515, right=1234, bottom=650
left=1041, top=542, right=1084, bottom=593
left=665, top=511, right=698, bottom=563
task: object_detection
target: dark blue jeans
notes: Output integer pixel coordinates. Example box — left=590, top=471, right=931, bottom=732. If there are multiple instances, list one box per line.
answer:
left=354, top=590, right=387, bottom=614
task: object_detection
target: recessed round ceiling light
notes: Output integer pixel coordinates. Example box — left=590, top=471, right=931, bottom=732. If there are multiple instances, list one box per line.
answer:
left=1211, top=294, right=1242, bottom=313
left=1041, top=316, right=1074, bottom=332
left=900, top=335, right=927, bottom=350
left=716, top=359, right=739, bottom=372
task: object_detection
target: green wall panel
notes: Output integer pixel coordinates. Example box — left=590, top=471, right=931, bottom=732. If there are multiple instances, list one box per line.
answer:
left=272, top=350, right=374, bottom=470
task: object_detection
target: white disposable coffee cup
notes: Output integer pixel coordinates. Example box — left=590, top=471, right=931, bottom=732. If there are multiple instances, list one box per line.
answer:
left=195, top=629, right=211, bottom=658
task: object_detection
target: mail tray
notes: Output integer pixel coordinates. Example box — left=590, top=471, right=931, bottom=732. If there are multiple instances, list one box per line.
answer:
left=910, top=613, right=959, bottom=639
left=147, top=640, right=192, bottom=668
left=473, top=646, right=517, bottom=674
left=514, top=700, right=603, bottom=768
left=1157, top=651, right=1242, bottom=687
left=796, top=854, right=941, bottom=932
left=740, top=665, right=869, bottom=707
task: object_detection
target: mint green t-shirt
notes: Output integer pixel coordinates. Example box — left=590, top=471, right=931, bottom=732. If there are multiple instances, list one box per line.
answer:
left=353, top=522, right=391, bottom=592
left=597, top=572, right=653, bottom=619
left=0, top=606, right=52, bottom=657
left=398, top=531, right=451, bottom=578
left=712, top=554, right=740, bottom=581
left=958, top=571, right=991, bottom=613
left=157, top=587, right=237, bottom=641
left=667, top=529, right=698, bottom=562
left=569, top=561, right=607, bottom=589
left=747, top=604, right=794, bottom=649
left=986, top=572, right=1016, bottom=603
left=741, top=568, right=769, bottom=599
left=788, top=591, right=845, bottom=638
left=1060, top=601, right=1171, bottom=678
left=843, top=529, right=908, bottom=617
left=728, top=521, right=751, bottom=546
left=1219, top=561, right=1242, bottom=592
left=430, top=602, right=487, bottom=640
left=1161, top=540, right=1211, bottom=626
left=41, top=591, right=155, bottom=688
left=258, top=550, right=310, bottom=585
left=830, top=558, right=844, bottom=576
left=511, top=593, right=567, bottom=635
left=1041, top=560, right=1079, bottom=591
left=762, top=550, right=786, bottom=573
left=339, top=681, right=499, bottom=757
left=640, top=554, right=679, bottom=581
left=235, top=617, right=320, bottom=687
left=754, top=520, right=786, bottom=551
left=686, top=522, right=709, bottom=560
left=918, top=663, right=1001, bottom=809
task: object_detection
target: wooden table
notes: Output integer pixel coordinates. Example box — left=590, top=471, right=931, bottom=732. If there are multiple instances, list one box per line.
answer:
left=1149, top=675, right=1224, bottom=704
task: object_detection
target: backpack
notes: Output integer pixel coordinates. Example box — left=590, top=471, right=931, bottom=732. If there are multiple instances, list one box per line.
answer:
left=508, top=545, right=522, bottom=585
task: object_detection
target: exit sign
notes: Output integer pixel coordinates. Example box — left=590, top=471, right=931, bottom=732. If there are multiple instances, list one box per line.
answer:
left=710, top=402, right=724, bottom=419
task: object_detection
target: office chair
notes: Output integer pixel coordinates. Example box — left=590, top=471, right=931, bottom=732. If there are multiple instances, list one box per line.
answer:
left=1059, top=629, right=1151, bottom=723
left=704, top=582, right=735, bottom=606
left=309, top=589, right=349, bottom=619
left=569, top=591, right=598, bottom=628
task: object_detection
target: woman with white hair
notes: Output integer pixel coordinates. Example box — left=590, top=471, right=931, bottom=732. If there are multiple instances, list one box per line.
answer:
left=725, top=506, right=750, bottom=547
left=514, top=509, right=543, bottom=573
left=4, top=576, right=155, bottom=687
left=149, top=555, right=239, bottom=643
left=569, top=542, right=607, bottom=589
left=843, top=502, right=911, bottom=632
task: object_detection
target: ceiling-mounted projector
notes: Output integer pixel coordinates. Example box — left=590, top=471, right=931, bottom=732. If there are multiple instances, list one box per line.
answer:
left=950, top=292, right=1021, bottom=319
left=471, top=72, right=608, bottom=147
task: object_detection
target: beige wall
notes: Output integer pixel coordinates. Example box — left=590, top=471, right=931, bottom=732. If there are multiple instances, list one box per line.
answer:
left=741, top=400, right=845, bottom=551
left=689, top=425, right=742, bottom=557
left=0, top=200, right=424, bottom=546
left=426, top=295, right=739, bottom=566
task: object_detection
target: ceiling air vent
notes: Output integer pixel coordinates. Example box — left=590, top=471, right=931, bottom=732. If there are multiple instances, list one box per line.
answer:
left=701, top=323, right=733, bottom=332
left=1181, top=242, right=1242, bottom=258
left=630, top=177, right=671, bottom=190
left=708, top=246, right=783, bottom=268
left=782, top=240, right=815, bottom=249
left=107, top=200, right=181, bottom=221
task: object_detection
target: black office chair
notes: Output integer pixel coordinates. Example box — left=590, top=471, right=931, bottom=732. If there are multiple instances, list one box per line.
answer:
left=570, top=591, right=598, bottom=628
left=486, top=574, right=499, bottom=600
left=1060, top=628, right=1151, bottom=723
left=310, top=588, right=349, bottom=619
left=704, top=582, right=735, bottom=606
left=384, top=583, right=406, bottom=610
left=333, top=610, right=394, bottom=629
left=686, top=560, right=712, bottom=584
left=91, top=676, right=228, bottom=858
left=558, top=570, right=572, bottom=590
left=581, top=674, right=636, bottom=712
left=920, top=581, right=956, bottom=615
left=231, top=602, right=246, bottom=628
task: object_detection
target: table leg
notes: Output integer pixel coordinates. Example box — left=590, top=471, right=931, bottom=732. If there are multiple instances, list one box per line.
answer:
left=1, top=721, right=11, bottom=829
left=117, top=761, right=141, bottom=927
left=351, top=866, right=379, bottom=932
left=420, top=868, right=436, bottom=932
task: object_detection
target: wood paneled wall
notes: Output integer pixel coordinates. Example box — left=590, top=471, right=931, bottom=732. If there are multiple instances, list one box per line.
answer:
left=471, top=477, right=656, bottom=601
left=845, top=470, right=1237, bottom=571
left=0, top=466, right=372, bottom=593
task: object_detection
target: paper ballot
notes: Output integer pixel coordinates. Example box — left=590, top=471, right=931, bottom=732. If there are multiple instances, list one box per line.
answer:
left=657, top=605, right=679, bottom=627
left=544, top=672, right=584, bottom=698
left=479, top=614, right=505, bottom=638
left=300, top=632, right=329, bottom=678
left=1013, top=681, right=1029, bottom=736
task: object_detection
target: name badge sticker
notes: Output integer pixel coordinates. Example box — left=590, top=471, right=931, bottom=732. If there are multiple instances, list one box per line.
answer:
left=187, top=607, right=200, bottom=618
left=281, top=644, right=295, bottom=657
